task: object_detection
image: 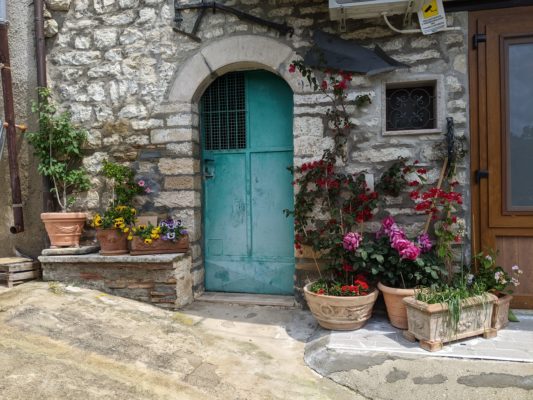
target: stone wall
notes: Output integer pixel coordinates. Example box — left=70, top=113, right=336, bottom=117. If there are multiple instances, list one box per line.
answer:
left=46, top=0, right=470, bottom=299
left=39, top=253, right=193, bottom=309
left=0, top=1, right=45, bottom=258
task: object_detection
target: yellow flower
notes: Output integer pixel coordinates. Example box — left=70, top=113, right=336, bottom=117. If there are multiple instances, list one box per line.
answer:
left=127, top=235, right=133, bottom=241
left=144, top=238, right=152, bottom=245
left=114, top=217, right=125, bottom=223
left=132, top=227, right=137, bottom=233
left=130, top=208, right=137, bottom=215
left=138, top=224, right=146, bottom=230
left=122, top=227, right=130, bottom=233
left=94, top=215, right=102, bottom=227
left=116, top=205, right=126, bottom=211
left=150, top=233, right=159, bottom=239
left=154, top=227, right=162, bottom=234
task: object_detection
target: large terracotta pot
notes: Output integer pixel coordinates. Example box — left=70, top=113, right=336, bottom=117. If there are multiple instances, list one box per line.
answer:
left=304, top=283, right=379, bottom=330
left=41, top=212, right=87, bottom=248
left=130, top=235, right=189, bottom=255
left=492, top=293, right=513, bottom=330
left=378, top=282, right=415, bottom=330
left=96, top=228, right=128, bottom=256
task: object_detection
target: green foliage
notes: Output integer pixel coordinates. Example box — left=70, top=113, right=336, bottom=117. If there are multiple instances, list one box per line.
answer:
left=467, top=249, right=522, bottom=295
left=25, top=87, right=90, bottom=211
left=415, top=278, right=488, bottom=334
left=101, top=160, right=146, bottom=207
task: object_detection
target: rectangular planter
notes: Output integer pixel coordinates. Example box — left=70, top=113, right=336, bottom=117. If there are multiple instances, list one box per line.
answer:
left=403, top=293, right=498, bottom=352
left=492, top=294, right=513, bottom=330
left=130, top=235, right=189, bottom=256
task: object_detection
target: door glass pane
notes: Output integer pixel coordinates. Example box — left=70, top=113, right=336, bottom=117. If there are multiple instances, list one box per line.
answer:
left=507, top=41, right=533, bottom=210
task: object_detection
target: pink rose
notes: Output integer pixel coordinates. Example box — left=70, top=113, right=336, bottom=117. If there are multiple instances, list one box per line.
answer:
left=399, top=245, right=421, bottom=261
left=343, top=232, right=362, bottom=252
left=138, top=180, right=145, bottom=187
left=392, top=238, right=411, bottom=251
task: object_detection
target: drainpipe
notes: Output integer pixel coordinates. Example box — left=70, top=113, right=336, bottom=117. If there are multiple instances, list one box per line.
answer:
left=0, top=0, right=24, bottom=233
left=33, top=0, right=53, bottom=214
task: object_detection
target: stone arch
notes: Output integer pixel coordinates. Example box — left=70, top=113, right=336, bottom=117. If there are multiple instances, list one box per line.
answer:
left=167, top=35, right=299, bottom=103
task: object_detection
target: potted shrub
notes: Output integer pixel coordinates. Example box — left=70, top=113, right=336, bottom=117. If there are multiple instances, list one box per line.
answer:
left=130, top=218, right=189, bottom=255
left=466, top=250, right=522, bottom=330
left=403, top=279, right=498, bottom=352
left=26, top=88, right=90, bottom=248
left=372, top=215, right=446, bottom=329
left=369, top=157, right=465, bottom=329
left=90, top=161, right=148, bottom=255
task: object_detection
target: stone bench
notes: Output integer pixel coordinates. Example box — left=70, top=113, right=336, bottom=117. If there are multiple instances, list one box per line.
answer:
left=38, top=253, right=193, bottom=309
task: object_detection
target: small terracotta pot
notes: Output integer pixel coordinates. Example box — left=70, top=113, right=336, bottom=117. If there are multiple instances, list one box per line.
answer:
left=492, top=293, right=513, bottom=330
left=96, top=228, right=128, bottom=256
left=304, top=283, right=379, bottom=330
left=130, top=235, right=189, bottom=255
left=378, top=282, right=415, bottom=330
left=41, top=212, right=87, bottom=248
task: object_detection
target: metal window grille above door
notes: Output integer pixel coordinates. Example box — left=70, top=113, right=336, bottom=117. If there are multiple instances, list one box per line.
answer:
left=201, top=72, right=246, bottom=150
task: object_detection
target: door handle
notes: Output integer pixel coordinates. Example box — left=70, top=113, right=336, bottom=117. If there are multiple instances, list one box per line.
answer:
left=204, top=158, right=215, bottom=179
left=475, top=169, right=488, bottom=184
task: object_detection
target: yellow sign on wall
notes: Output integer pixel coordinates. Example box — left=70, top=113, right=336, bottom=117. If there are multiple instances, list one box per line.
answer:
left=422, top=0, right=439, bottom=18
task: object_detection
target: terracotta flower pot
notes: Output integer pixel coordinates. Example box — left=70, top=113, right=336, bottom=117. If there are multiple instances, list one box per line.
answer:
left=492, top=293, right=513, bottom=330
left=304, top=283, right=379, bottom=330
left=378, top=282, right=415, bottom=330
left=96, top=228, right=128, bottom=256
left=130, top=235, right=189, bottom=256
left=41, top=212, right=87, bottom=248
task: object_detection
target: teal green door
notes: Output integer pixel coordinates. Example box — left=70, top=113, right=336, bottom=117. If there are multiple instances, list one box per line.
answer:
left=201, top=70, right=294, bottom=294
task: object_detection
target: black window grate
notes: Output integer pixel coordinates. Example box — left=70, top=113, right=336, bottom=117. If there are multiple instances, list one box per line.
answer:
left=386, top=85, right=435, bottom=131
left=201, top=72, right=246, bottom=150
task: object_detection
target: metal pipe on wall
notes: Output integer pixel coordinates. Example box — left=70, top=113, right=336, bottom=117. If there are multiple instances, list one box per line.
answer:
left=33, top=0, right=53, bottom=214
left=0, top=0, right=24, bottom=233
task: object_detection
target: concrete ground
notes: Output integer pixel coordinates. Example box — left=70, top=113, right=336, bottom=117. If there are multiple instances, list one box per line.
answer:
left=0, top=282, right=353, bottom=400
left=0, top=282, right=532, bottom=399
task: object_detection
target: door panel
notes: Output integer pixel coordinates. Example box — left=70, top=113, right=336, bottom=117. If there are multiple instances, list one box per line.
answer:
left=202, top=70, right=294, bottom=295
left=204, top=154, right=247, bottom=257
left=471, top=6, right=533, bottom=308
left=251, top=151, right=294, bottom=258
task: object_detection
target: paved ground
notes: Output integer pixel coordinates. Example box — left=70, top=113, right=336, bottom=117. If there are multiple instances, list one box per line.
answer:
left=0, top=282, right=353, bottom=400
left=0, top=282, right=532, bottom=399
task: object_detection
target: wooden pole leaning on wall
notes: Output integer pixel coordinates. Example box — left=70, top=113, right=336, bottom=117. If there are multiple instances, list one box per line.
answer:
left=0, top=21, right=24, bottom=233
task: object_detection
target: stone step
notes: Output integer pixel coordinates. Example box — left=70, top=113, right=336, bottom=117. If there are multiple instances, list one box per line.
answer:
left=196, top=292, right=300, bottom=308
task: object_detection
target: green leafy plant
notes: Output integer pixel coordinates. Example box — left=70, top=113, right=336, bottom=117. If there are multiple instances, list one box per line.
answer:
left=101, top=161, right=150, bottom=207
left=468, top=249, right=522, bottom=295
left=415, top=277, right=488, bottom=334
left=26, top=88, right=90, bottom=211
left=90, top=206, right=137, bottom=238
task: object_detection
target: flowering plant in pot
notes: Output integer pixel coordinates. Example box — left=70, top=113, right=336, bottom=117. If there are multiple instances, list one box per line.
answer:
left=130, top=218, right=189, bottom=255
left=288, top=61, right=379, bottom=330
left=90, top=161, right=148, bottom=255
left=465, top=250, right=522, bottom=330
left=26, top=88, right=91, bottom=248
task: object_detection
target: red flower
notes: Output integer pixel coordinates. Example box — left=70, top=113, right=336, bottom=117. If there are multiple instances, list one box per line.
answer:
left=317, top=288, right=325, bottom=295
left=342, top=263, right=353, bottom=272
left=354, top=279, right=369, bottom=290
left=409, top=190, right=419, bottom=200
left=289, top=64, right=296, bottom=73
left=416, top=168, right=427, bottom=174
left=408, top=181, right=420, bottom=187
left=321, top=80, right=328, bottom=90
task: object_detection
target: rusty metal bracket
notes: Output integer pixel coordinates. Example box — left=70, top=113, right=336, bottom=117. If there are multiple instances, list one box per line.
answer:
left=173, top=0, right=294, bottom=42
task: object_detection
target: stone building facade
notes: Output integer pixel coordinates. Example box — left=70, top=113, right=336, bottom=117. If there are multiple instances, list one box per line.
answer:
left=41, top=0, right=469, bottom=300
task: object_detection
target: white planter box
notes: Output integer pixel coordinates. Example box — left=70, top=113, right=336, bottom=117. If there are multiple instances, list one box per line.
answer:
left=403, top=293, right=498, bottom=352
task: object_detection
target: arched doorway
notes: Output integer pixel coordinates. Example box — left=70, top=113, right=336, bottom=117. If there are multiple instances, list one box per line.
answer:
left=201, top=70, right=294, bottom=295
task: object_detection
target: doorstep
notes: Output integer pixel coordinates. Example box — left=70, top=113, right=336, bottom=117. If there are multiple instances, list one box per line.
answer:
left=305, top=311, right=533, bottom=368
left=196, top=291, right=300, bottom=308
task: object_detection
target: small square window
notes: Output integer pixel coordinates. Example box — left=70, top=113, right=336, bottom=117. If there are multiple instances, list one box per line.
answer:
left=385, top=83, right=436, bottom=132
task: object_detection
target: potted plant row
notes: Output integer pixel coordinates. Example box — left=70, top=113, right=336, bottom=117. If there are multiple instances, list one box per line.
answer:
left=129, top=219, right=189, bottom=255
left=288, top=60, right=520, bottom=341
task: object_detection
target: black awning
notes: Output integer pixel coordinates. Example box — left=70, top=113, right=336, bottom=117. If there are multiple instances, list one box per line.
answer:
left=303, top=31, right=408, bottom=76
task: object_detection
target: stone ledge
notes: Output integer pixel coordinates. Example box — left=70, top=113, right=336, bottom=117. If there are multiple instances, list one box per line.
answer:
left=38, top=253, right=188, bottom=264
